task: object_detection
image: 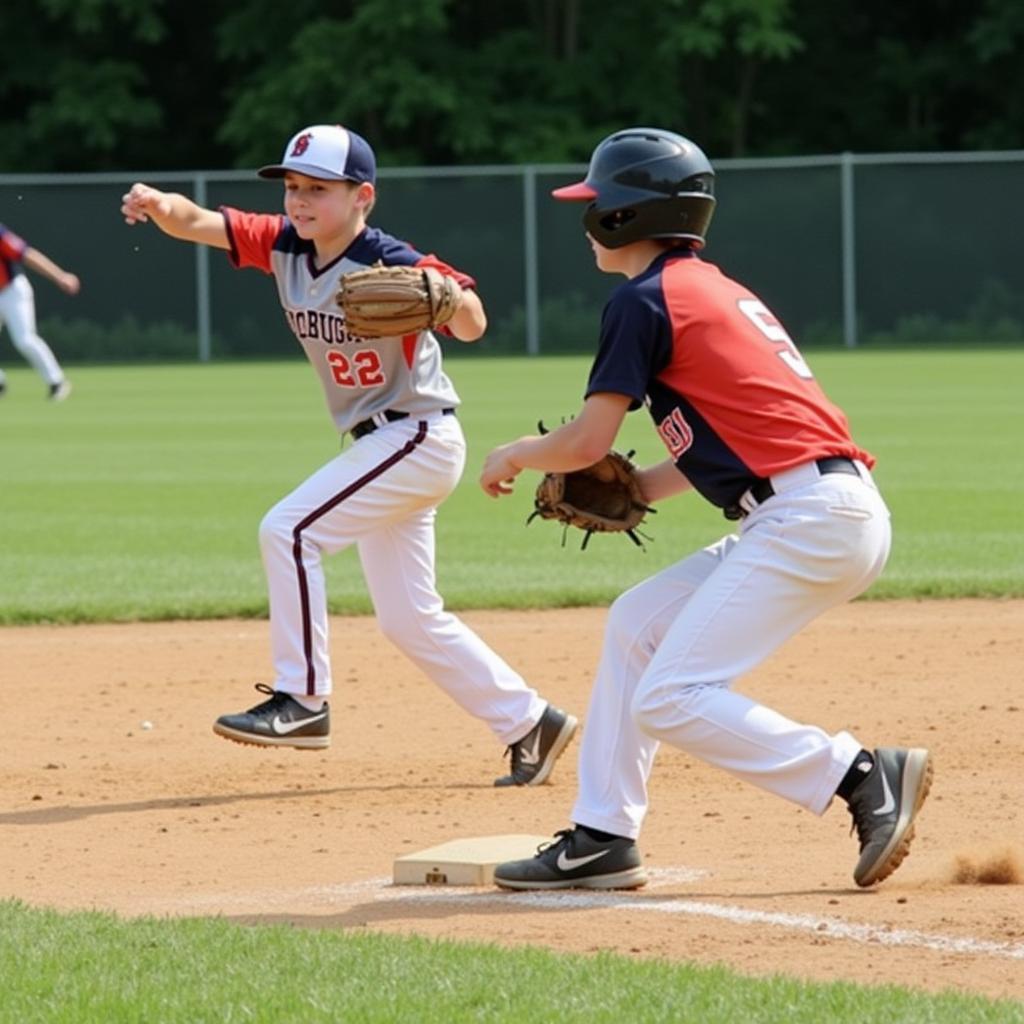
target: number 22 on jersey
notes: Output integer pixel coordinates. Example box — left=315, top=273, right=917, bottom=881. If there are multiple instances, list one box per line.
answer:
left=327, top=349, right=386, bottom=388
left=737, top=298, right=813, bottom=380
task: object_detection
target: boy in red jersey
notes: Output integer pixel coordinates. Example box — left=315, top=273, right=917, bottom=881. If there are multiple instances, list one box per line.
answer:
left=480, top=128, right=932, bottom=889
left=0, top=223, right=77, bottom=400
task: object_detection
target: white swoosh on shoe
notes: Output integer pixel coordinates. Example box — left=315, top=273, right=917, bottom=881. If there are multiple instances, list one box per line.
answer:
left=519, top=731, right=543, bottom=766
left=557, top=848, right=611, bottom=872
left=873, top=770, right=895, bottom=815
left=272, top=713, right=327, bottom=735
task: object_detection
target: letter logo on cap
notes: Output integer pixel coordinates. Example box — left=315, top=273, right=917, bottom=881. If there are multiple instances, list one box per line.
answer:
left=290, top=132, right=313, bottom=157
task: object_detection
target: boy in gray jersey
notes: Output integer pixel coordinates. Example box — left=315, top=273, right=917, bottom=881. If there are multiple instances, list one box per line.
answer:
left=121, top=124, right=576, bottom=787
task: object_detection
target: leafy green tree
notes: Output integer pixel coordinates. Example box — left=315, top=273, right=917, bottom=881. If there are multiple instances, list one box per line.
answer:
left=0, top=0, right=165, bottom=171
left=1, top=0, right=1022, bottom=173
left=217, top=0, right=459, bottom=166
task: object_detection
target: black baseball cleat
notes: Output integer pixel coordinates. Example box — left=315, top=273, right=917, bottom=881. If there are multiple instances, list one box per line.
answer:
left=494, top=827, right=647, bottom=890
left=847, top=747, right=932, bottom=887
left=213, top=683, right=330, bottom=749
left=494, top=704, right=578, bottom=787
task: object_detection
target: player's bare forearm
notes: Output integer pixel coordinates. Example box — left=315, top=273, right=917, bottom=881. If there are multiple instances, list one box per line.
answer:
left=121, top=183, right=230, bottom=250
left=447, top=288, right=487, bottom=341
left=479, top=392, right=631, bottom=497
left=22, top=248, right=80, bottom=294
left=636, top=458, right=693, bottom=504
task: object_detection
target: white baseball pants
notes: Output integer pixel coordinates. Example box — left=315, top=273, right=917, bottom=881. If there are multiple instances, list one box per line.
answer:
left=258, top=411, right=546, bottom=745
left=0, top=276, right=65, bottom=386
left=572, top=460, right=891, bottom=840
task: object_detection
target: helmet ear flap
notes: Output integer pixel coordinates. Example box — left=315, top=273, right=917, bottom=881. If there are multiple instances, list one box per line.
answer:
left=598, top=208, right=637, bottom=233
left=584, top=193, right=716, bottom=250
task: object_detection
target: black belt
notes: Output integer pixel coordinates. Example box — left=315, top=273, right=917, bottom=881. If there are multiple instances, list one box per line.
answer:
left=724, top=457, right=860, bottom=520
left=351, top=407, right=455, bottom=440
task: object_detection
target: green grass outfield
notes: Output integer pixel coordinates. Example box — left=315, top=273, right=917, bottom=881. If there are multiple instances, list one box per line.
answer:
left=1, top=901, right=1021, bottom=1024
left=1, top=349, right=1022, bottom=624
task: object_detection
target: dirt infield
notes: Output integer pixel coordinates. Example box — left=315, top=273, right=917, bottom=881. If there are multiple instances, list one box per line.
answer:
left=3, top=601, right=1023, bottom=1001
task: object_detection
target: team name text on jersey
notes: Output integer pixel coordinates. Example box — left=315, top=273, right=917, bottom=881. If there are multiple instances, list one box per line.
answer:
left=285, top=307, right=363, bottom=345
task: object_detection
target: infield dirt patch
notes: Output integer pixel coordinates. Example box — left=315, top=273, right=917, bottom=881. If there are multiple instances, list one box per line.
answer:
left=3, top=600, right=1022, bottom=1001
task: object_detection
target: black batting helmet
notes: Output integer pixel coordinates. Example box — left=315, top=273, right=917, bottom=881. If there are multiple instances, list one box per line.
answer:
left=552, top=128, right=716, bottom=249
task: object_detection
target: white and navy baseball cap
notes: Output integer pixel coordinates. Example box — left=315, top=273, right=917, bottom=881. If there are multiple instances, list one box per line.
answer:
left=258, top=124, right=377, bottom=184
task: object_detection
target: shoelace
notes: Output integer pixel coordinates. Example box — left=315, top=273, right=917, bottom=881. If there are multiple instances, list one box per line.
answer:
left=503, top=742, right=523, bottom=772
left=245, top=682, right=291, bottom=714
left=536, top=829, right=574, bottom=856
left=846, top=791, right=874, bottom=849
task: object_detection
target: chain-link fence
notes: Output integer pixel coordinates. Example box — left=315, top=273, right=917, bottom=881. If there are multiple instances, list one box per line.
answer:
left=2, top=150, right=1022, bottom=362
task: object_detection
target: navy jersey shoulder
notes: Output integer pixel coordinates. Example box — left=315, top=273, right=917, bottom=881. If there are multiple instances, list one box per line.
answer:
left=267, top=224, right=423, bottom=268
left=585, top=250, right=679, bottom=408
left=271, top=219, right=315, bottom=257
left=345, top=226, right=424, bottom=267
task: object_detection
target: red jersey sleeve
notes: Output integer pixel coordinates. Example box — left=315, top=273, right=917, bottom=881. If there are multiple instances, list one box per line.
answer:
left=220, top=207, right=286, bottom=274
left=0, top=225, right=27, bottom=262
left=414, top=254, right=477, bottom=336
left=415, top=253, right=476, bottom=292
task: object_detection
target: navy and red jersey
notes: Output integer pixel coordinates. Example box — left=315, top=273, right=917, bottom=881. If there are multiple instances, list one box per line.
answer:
left=0, top=223, right=28, bottom=289
left=586, top=248, right=873, bottom=509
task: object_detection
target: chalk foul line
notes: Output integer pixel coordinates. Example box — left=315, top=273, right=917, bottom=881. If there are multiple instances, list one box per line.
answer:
left=165, top=867, right=1024, bottom=962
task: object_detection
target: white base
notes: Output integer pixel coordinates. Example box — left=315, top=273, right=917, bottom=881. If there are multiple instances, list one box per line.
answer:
left=393, top=834, right=551, bottom=886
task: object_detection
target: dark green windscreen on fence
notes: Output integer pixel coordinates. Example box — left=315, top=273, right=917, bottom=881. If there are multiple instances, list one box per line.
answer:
left=1, top=154, right=1021, bottom=362
left=708, top=165, right=842, bottom=344
left=852, top=162, right=1024, bottom=343
left=2, top=179, right=198, bottom=361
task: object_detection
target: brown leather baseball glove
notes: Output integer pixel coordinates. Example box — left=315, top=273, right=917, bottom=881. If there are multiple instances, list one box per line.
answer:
left=336, top=263, right=464, bottom=338
left=529, top=447, right=655, bottom=550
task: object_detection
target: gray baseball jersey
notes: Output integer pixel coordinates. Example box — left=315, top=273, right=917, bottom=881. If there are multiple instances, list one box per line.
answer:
left=222, top=209, right=463, bottom=434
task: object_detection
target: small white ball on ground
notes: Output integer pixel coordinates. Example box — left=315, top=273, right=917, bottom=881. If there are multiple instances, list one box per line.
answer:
left=141, top=720, right=154, bottom=730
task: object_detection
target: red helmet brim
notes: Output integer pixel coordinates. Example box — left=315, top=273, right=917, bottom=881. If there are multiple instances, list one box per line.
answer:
left=551, top=181, right=597, bottom=201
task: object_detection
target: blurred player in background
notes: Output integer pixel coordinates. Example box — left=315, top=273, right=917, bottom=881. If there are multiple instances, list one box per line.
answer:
left=120, top=124, right=577, bottom=788
left=481, top=127, right=932, bottom=889
left=0, top=223, right=77, bottom=400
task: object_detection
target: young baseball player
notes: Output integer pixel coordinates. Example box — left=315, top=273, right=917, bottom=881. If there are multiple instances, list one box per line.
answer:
left=481, top=127, right=932, bottom=888
left=0, top=223, right=77, bottom=400
left=120, top=123, right=576, bottom=787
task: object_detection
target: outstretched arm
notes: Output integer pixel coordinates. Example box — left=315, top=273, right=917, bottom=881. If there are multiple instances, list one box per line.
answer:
left=121, top=183, right=229, bottom=249
left=480, top=392, right=632, bottom=497
left=480, top=392, right=695, bottom=504
left=22, top=248, right=79, bottom=295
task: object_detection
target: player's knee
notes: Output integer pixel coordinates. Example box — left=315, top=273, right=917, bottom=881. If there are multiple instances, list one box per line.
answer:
left=374, top=595, right=443, bottom=647
left=373, top=606, right=405, bottom=645
left=630, top=683, right=666, bottom=736
left=607, top=588, right=647, bottom=642
left=607, top=588, right=664, bottom=663
left=258, top=506, right=293, bottom=551
left=7, top=331, right=38, bottom=356
left=630, top=676, right=698, bottom=738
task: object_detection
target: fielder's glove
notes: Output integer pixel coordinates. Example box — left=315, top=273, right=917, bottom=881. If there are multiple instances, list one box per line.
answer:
left=528, top=429, right=655, bottom=550
left=336, top=263, right=464, bottom=338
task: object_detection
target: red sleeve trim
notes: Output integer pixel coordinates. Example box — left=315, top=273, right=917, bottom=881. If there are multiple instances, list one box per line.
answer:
left=220, top=207, right=284, bottom=273
left=415, top=253, right=476, bottom=291
left=414, top=254, right=477, bottom=336
left=0, top=227, right=27, bottom=262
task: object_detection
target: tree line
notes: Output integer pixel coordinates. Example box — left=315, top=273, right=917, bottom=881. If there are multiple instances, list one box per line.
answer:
left=3, top=0, right=1022, bottom=174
